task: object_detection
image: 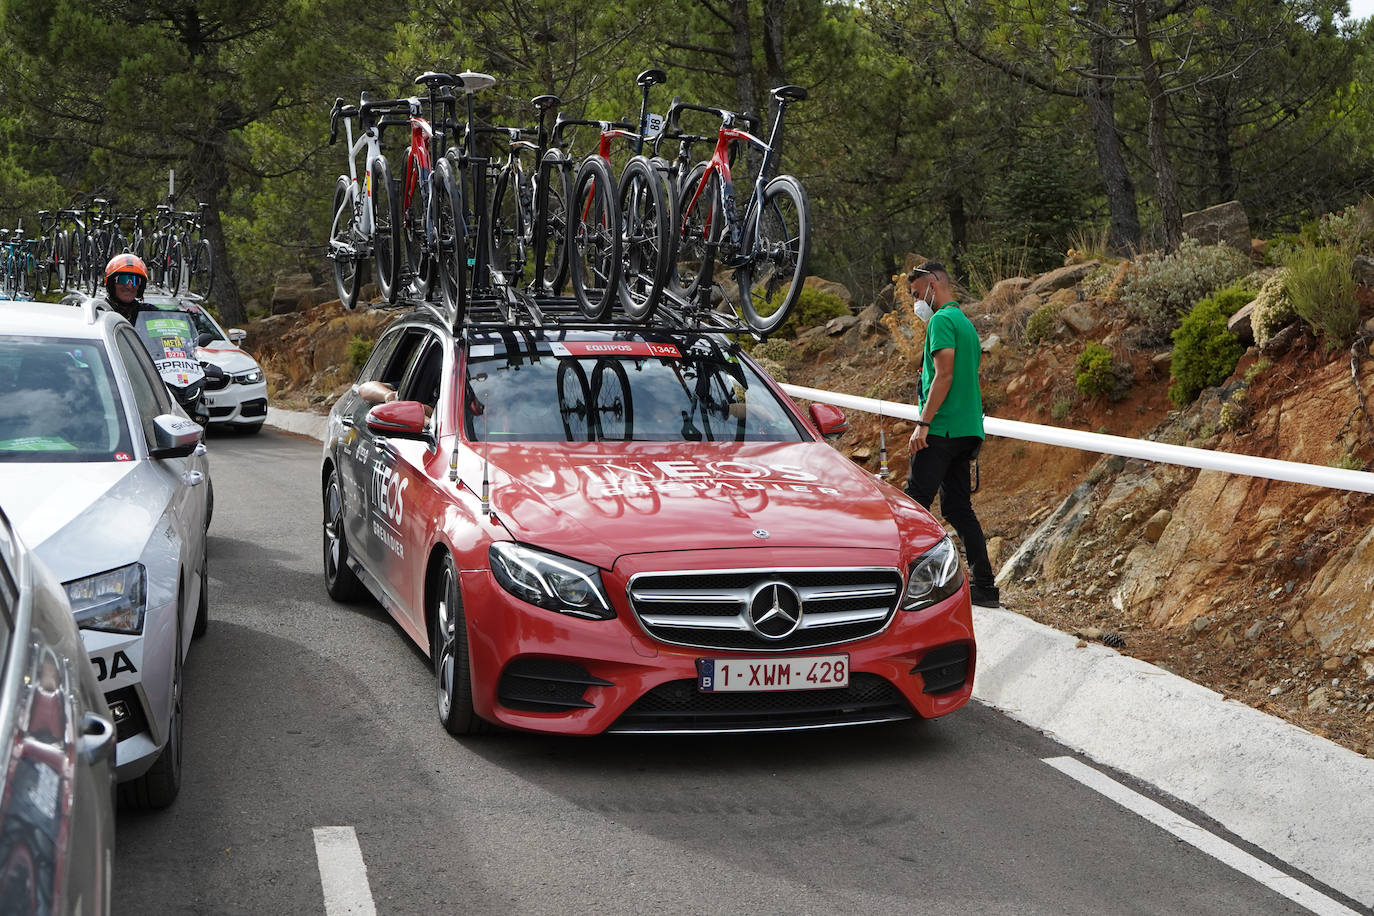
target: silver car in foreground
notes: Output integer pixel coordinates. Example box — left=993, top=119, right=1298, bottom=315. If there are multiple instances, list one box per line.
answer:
left=0, top=299, right=209, bottom=809
left=0, top=506, right=115, bottom=915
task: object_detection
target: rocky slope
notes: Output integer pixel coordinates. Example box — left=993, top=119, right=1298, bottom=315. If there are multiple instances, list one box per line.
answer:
left=248, top=256, right=1374, bottom=757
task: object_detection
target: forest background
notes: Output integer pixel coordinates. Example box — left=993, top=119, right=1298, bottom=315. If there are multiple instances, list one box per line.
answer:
left=2, top=0, right=1373, bottom=325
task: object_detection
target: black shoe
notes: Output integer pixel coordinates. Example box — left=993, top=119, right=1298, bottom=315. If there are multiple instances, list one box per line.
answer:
left=969, top=584, right=1000, bottom=608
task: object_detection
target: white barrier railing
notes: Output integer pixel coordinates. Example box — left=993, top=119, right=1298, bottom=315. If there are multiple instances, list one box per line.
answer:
left=781, top=383, right=1374, bottom=495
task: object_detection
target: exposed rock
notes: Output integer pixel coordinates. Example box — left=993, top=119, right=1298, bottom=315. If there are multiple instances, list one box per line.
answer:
left=1059, top=302, right=1097, bottom=335
left=826, top=315, right=859, bottom=336
left=1026, top=261, right=1099, bottom=296
left=1354, top=254, right=1374, bottom=288
left=1227, top=300, right=1256, bottom=345
left=1045, top=287, right=1079, bottom=308
left=1151, top=350, right=1173, bottom=367
left=980, top=334, right=1003, bottom=354
left=1260, top=320, right=1302, bottom=358
left=804, top=276, right=854, bottom=306
left=987, top=277, right=1032, bottom=309
left=995, top=482, right=1096, bottom=587
left=1307, top=685, right=1330, bottom=711
left=1183, top=200, right=1251, bottom=252
left=1144, top=509, right=1171, bottom=542
left=271, top=271, right=316, bottom=315
left=874, top=283, right=896, bottom=313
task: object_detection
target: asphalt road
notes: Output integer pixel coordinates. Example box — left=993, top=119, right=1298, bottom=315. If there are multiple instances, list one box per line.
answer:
left=110, top=428, right=1356, bottom=915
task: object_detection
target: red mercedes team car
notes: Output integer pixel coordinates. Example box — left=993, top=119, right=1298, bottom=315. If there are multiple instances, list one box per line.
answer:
left=321, top=307, right=974, bottom=735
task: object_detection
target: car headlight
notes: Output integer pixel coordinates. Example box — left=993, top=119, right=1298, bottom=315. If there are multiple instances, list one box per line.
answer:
left=65, top=564, right=146, bottom=633
left=901, top=536, right=964, bottom=612
left=233, top=368, right=263, bottom=385
left=488, top=543, right=613, bottom=620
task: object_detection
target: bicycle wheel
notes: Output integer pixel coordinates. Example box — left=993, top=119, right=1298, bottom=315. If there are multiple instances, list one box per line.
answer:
left=51, top=231, right=67, bottom=292
left=591, top=359, right=633, bottom=441
left=190, top=238, right=214, bottom=296
left=535, top=151, right=572, bottom=296
left=60, top=230, right=76, bottom=292
left=330, top=176, right=363, bottom=309
left=489, top=164, right=526, bottom=286
left=569, top=156, right=621, bottom=320
left=616, top=156, right=670, bottom=322
left=431, top=158, right=467, bottom=323
left=166, top=237, right=183, bottom=295
left=673, top=163, right=721, bottom=303
left=372, top=156, right=402, bottom=304
left=556, top=359, right=592, bottom=441
left=84, top=233, right=102, bottom=294
left=35, top=237, right=52, bottom=294
left=402, top=152, right=430, bottom=300
left=737, top=174, right=811, bottom=334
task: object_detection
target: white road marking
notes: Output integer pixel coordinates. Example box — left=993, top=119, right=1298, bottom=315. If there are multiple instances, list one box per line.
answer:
left=1043, top=757, right=1362, bottom=916
left=313, top=826, right=378, bottom=916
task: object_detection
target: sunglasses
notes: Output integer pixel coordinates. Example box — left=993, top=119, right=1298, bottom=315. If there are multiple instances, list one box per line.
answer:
left=114, top=275, right=141, bottom=287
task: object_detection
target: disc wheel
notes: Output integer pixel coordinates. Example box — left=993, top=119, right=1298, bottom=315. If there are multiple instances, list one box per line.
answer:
left=616, top=156, right=670, bottom=321
left=372, top=156, right=402, bottom=304
left=535, top=151, right=572, bottom=295
left=569, top=156, right=621, bottom=320
left=673, top=163, right=720, bottom=302
left=737, top=174, right=811, bottom=334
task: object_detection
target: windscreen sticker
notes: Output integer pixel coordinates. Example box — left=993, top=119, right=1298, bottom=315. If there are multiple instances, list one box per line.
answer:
left=573, top=459, right=841, bottom=498
left=548, top=341, right=681, bottom=358
left=0, top=436, right=76, bottom=451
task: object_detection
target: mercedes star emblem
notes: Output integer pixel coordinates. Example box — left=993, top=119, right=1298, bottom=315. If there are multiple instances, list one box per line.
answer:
left=748, top=581, right=803, bottom=639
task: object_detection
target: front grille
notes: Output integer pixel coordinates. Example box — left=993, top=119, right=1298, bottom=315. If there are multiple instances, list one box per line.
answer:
left=609, top=673, right=912, bottom=733
left=203, top=374, right=230, bottom=391
left=239, top=398, right=267, bottom=418
left=497, top=658, right=613, bottom=712
left=105, top=685, right=147, bottom=743
left=628, top=567, right=902, bottom=652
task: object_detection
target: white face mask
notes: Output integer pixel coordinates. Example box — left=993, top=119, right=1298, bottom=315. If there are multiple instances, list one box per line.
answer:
left=913, top=299, right=934, bottom=323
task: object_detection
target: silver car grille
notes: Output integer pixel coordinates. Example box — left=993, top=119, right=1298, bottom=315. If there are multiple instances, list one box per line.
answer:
left=627, top=567, right=903, bottom=652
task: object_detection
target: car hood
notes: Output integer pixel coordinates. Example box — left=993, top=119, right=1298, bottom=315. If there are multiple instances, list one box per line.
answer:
left=470, top=441, right=930, bottom=568
left=195, top=343, right=258, bottom=374
left=0, top=463, right=166, bottom=581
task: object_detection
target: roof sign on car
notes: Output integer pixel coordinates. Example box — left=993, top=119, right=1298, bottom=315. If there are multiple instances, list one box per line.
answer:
left=548, top=341, right=680, bottom=359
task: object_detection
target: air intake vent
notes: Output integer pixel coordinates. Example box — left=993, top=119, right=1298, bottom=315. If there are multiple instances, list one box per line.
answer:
left=911, top=643, right=971, bottom=695
left=497, top=658, right=613, bottom=713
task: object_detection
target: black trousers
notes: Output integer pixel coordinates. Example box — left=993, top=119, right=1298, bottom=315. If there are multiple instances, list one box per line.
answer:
left=905, top=434, right=995, bottom=589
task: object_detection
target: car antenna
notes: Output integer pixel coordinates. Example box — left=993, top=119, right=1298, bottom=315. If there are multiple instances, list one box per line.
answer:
left=877, top=403, right=889, bottom=480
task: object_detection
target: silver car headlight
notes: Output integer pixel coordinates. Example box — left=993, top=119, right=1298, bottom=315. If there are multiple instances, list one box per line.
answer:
left=489, top=543, right=613, bottom=620
left=233, top=368, right=263, bottom=385
left=66, top=564, right=147, bottom=633
left=901, top=537, right=964, bottom=612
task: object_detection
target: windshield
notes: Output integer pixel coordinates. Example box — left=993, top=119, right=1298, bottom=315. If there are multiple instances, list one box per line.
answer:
left=0, top=336, right=134, bottom=462
left=131, top=310, right=205, bottom=387
left=464, top=338, right=804, bottom=443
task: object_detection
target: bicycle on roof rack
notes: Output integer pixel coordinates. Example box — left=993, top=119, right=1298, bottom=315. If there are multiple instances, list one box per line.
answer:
left=661, top=85, right=812, bottom=334
left=328, top=91, right=412, bottom=307
left=486, top=93, right=570, bottom=300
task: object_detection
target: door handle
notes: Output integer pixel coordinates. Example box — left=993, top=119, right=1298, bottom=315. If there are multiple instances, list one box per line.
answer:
left=77, top=712, right=116, bottom=765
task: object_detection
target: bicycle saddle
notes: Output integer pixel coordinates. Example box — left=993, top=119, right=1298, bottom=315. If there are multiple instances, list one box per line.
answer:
left=532, top=94, right=560, bottom=111
left=771, top=85, right=808, bottom=102
left=415, top=71, right=456, bottom=87
left=457, top=71, right=496, bottom=94
left=637, top=68, right=667, bottom=87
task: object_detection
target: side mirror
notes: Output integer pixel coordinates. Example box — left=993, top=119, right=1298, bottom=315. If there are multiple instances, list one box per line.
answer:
left=366, top=400, right=433, bottom=445
left=149, top=414, right=204, bottom=459
left=809, top=403, right=849, bottom=440
left=228, top=328, right=246, bottom=344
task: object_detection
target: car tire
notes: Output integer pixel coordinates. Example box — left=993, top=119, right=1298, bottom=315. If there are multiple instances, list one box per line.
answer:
left=205, top=479, right=214, bottom=531
left=119, top=602, right=183, bottom=809
left=433, top=555, right=492, bottom=736
left=323, top=469, right=366, bottom=603
left=192, top=547, right=209, bottom=639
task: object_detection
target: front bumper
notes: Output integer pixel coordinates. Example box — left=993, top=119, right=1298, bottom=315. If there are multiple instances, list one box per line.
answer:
left=459, top=565, right=975, bottom=735
left=202, top=379, right=268, bottom=427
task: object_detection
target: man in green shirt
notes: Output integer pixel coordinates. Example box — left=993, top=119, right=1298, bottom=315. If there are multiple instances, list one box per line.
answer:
left=905, top=260, right=998, bottom=608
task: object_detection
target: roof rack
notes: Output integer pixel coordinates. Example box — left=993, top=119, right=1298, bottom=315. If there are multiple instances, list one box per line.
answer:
left=394, top=281, right=759, bottom=339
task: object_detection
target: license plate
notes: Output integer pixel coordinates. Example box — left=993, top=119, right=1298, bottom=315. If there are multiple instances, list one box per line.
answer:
left=203, top=394, right=219, bottom=406
left=696, top=654, right=849, bottom=692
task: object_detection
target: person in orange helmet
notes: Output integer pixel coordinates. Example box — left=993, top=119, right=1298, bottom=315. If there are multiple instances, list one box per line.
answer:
left=102, top=253, right=149, bottom=322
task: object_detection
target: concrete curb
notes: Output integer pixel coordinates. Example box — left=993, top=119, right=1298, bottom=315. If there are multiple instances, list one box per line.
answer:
left=973, top=607, right=1374, bottom=907
left=268, top=407, right=1373, bottom=907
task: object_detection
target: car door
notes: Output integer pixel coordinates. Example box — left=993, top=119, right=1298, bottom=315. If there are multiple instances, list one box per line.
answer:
left=380, top=332, right=450, bottom=636
left=344, top=327, right=429, bottom=581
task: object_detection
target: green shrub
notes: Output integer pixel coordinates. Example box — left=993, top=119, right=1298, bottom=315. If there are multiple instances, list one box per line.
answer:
left=749, top=337, right=794, bottom=365
left=768, top=285, right=849, bottom=335
left=1075, top=343, right=1117, bottom=398
left=347, top=335, right=374, bottom=372
left=1168, top=297, right=1243, bottom=406
left=1024, top=301, right=1064, bottom=345
left=1250, top=270, right=1295, bottom=346
left=1286, top=244, right=1358, bottom=348
left=1205, top=279, right=1259, bottom=317
left=1316, top=200, right=1374, bottom=253
left=1121, top=236, right=1251, bottom=343
left=1243, top=358, right=1271, bottom=384
left=1051, top=396, right=1072, bottom=420
left=1219, top=399, right=1246, bottom=431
